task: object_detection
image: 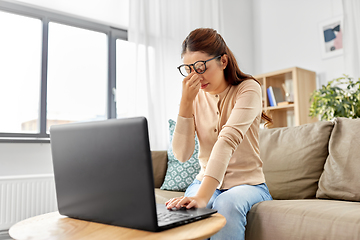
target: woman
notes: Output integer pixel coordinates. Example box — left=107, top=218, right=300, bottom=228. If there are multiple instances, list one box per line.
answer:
left=165, top=28, right=273, bottom=240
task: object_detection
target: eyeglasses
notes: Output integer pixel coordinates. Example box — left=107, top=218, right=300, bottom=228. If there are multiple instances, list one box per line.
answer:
left=177, top=55, right=222, bottom=77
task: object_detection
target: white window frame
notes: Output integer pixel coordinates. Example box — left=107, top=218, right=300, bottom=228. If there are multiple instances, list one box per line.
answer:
left=0, top=1, right=127, bottom=143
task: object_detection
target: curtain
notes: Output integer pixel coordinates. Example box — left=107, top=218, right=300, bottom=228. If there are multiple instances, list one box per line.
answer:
left=342, top=0, right=360, bottom=79
left=128, top=0, right=222, bottom=150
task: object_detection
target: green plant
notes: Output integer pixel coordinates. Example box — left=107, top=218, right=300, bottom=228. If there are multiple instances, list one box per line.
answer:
left=309, top=75, right=360, bottom=121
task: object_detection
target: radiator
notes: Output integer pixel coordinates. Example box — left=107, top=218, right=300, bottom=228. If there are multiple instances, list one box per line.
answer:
left=0, top=174, right=58, bottom=230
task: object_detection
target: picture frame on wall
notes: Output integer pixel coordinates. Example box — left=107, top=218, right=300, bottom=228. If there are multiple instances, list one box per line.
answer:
left=319, top=15, right=343, bottom=59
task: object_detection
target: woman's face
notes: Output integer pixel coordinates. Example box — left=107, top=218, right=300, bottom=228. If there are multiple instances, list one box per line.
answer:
left=182, top=51, right=228, bottom=95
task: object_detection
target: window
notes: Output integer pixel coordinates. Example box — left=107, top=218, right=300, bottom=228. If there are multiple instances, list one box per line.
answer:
left=0, top=11, right=42, bottom=133
left=0, top=2, right=127, bottom=142
left=47, top=23, right=107, bottom=131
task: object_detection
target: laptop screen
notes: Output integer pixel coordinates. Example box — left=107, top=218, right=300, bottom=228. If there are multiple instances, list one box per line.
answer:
left=50, top=117, right=159, bottom=231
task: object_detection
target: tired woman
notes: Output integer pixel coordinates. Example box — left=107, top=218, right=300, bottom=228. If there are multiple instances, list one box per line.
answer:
left=165, top=28, right=273, bottom=240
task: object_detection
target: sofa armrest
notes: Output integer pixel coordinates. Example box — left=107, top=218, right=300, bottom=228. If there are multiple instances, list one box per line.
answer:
left=151, top=151, right=168, bottom=188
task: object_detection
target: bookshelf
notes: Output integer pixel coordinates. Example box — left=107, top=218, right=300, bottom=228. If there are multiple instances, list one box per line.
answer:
left=255, top=67, right=318, bottom=128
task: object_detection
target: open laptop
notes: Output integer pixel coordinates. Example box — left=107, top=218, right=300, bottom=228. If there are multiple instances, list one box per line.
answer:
left=50, top=117, right=217, bottom=232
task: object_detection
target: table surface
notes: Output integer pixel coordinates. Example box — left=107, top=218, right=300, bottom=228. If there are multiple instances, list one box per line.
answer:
left=9, top=211, right=226, bottom=240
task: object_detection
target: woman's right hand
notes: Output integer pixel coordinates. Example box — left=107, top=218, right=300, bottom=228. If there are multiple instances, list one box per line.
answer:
left=181, top=72, right=202, bottom=104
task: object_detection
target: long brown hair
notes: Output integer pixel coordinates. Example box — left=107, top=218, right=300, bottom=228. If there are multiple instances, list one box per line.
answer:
left=181, top=28, right=272, bottom=124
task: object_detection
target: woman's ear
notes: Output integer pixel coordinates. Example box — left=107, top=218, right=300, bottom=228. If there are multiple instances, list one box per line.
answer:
left=221, top=54, right=228, bottom=69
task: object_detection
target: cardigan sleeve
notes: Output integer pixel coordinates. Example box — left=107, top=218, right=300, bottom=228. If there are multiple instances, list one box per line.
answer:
left=204, top=81, right=262, bottom=184
left=172, top=115, right=196, bottom=162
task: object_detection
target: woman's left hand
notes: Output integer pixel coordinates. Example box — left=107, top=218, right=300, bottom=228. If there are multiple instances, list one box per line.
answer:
left=165, top=196, right=207, bottom=210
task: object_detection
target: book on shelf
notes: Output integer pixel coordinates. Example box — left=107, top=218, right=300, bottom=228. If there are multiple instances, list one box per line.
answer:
left=267, top=86, right=285, bottom=106
left=267, top=87, right=276, bottom=106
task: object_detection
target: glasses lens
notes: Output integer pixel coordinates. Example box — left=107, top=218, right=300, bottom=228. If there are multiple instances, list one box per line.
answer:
left=194, top=62, right=205, bottom=74
left=179, top=65, right=191, bottom=76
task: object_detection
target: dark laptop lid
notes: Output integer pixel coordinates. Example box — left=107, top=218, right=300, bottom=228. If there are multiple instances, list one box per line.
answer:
left=50, top=117, right=159, bottom=232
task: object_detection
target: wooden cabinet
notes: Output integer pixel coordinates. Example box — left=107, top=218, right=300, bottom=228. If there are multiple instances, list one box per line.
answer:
left=255, top=67, right=318, bottom=128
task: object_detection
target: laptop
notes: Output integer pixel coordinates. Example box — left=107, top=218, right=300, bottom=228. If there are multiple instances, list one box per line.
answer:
left=50, top=117, right=217, bottom=232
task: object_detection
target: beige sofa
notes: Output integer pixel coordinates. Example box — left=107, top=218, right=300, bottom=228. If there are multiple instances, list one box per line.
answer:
left=151, top=117, right=360, bottom=240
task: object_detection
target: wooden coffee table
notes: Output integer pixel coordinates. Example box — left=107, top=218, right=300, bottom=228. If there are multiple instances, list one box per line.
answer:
left=9, top=211, right=226, bottom=240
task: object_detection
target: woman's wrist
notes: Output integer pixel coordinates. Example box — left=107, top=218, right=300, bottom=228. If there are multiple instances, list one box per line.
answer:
left=195, top=176, right=219, bottom=204
left=179, top=99, right=194, bottom=118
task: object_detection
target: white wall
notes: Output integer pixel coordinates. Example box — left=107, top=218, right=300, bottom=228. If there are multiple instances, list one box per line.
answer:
left=0, top=143, right=52, bottom=176
left=221, top=0, right=254, bottom=74
left=252, top=0, right=344, bottom=87
left=220, top=0, right=345, bottom=87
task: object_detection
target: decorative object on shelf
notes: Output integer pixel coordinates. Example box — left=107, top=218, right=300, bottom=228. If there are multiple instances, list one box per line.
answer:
left=281, top=82, right=294, bottom=102
left=278, top=82, right=294, bottom=106
left=272, top=87, right=285, bottom=106
left=319, top=15, right=343, bottom=59
left=309, top=75, right=360, bottom=121
left=267, top=86, right=286, bottom=107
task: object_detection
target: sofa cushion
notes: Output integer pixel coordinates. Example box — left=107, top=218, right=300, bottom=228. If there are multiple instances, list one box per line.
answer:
left=317, top=117, right=360, bottom=201
left=160, top=119, right=200, bottom=191
left=245, top=199, right=360, bottom=240
left=259, top=120, right=334, bottom=199
left=151, top=151, right=168, bottom=188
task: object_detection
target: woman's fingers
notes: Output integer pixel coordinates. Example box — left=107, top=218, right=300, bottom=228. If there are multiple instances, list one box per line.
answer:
left=165, top=197, right=178, bottom=204
left=176, top=197, right=190, bottom=208
left=191, top=78, right=201, bottom=89
left=186, top=199, right=197, bottom=209
left=166, top=197, right=181, bottom=209
left=184, top=71, right=196, bottom=81
left=166, top=197, right=191, bottom=209
left=183, top=72, right=202, bottom=88
left=190, top=75, right=202, bottom=88
left=166, top=196, right=199, bottom=210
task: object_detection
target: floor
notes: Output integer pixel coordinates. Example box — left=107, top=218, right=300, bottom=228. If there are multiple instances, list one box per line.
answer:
left=0, top=230, right=11, bottom=240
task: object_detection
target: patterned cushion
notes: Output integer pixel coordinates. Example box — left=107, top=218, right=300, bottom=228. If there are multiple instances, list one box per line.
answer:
left=160, top=119, right=200, bottom=191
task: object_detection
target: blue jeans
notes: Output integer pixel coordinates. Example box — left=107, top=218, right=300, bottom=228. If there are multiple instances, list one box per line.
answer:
left=185, top=179, right=272, bottom=240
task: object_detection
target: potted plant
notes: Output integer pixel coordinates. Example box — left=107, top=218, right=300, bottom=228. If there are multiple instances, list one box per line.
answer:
left=309, top=75, right=360, bottom=121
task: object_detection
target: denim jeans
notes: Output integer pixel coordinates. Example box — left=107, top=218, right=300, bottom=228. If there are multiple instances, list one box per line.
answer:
left=184, top=179, right=272, bottom=240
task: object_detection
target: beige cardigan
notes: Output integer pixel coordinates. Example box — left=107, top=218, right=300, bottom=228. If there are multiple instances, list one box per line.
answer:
left=172, top=80, right=266, bottom=190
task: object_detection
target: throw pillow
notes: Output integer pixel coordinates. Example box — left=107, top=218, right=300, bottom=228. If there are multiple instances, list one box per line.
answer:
left=160, top=119, right=200, bottom=191
left=317, top=117, right=360, bottom=201
left=259, top=120, right=334, bottom=200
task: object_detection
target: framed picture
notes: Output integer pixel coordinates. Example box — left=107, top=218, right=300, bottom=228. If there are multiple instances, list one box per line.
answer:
left=319, top=16, right=343, bottom=59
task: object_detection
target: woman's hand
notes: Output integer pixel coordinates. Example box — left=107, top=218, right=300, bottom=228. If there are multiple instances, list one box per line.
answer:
left=181, top=72, right=202, bottom=104
left=178, top=72, right=202, bottom=118
left=165, top=176, right=219, bottom=210
left=165, top=195, right=208, bottom=210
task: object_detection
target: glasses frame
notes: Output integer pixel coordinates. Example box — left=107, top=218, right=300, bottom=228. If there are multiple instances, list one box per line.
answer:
left=177, top=54, right=223, bottom=77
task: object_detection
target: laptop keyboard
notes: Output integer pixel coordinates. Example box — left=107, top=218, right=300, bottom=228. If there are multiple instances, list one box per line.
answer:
left=157, top=211, right=193, bottom=222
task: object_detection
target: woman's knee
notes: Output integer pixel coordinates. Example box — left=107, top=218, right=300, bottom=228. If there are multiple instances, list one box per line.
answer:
left=212, top=185, right=267, bottom=216
left=212, top=193, right=248, bottom=217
